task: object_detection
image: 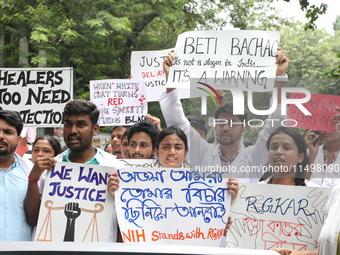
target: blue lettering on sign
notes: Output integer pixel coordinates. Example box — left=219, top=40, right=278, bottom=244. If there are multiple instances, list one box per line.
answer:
left=245, top=196, right=315, bottom=216
left=78, top=166, right=109, bottom=185
left=50, top=165, right=72, bottom=180
left=121, top=196, right=227, bottom=228
left=181, top=182, right=228, bottom=203
left=118, top=169, right=166, bottom=183
left=120, top=188, right=173, bottom=202
left=170, top=170, right=226, bottom=183
left=48, top=182, right=106, bottom=202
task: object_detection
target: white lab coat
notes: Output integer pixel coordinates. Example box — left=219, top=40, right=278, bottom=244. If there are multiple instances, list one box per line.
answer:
left=159, top=89, right=284, bottom=183
left=309, top=144, right=340, bottom=187
left=317, top=183, right=340, bottom=255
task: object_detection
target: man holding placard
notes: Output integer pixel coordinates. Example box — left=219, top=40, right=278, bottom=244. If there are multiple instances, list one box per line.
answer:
left=25, top=100, right=122, bottom=242
left=160, top=47, right=289, bottom=181
left=0, top=110, right=33, bottom=241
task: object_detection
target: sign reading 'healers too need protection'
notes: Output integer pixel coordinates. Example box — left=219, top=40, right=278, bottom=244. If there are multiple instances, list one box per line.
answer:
left=0, top=67, right=73, bottom=127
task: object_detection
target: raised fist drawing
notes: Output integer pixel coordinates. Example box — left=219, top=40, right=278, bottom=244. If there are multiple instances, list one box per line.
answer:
left=63, top=202, right=81, bottom=241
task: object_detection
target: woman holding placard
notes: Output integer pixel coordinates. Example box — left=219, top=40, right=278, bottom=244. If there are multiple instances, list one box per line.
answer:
left=154, top=125, right=190, bottom=168
left=275, top=109, right=340, bottom=255
left=154, top=125, right=237, bottom=247
left=260, top=126, right=318, bottom=187
left=154, top=126, right=239, bottom=198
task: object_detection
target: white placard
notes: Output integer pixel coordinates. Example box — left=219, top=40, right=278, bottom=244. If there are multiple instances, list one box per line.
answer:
left=118, top=159, right=157, bottom=168
left=0, top=67, right=73, bottom=126
left=130, top=49, right=190, bottom=101
left=116, top=167, right=231, bottom=247
left=90, top=79, right=148, bottom=126
left=35, top=162, right=115, bottom=242
left=167, top=30, right=280, bottom=91
left=226, top=183, right=331, bottom=251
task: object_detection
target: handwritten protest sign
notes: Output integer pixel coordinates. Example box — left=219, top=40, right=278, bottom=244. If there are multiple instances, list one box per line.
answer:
left=131, top=49, right=190, bottom=101
left=116, top=167, right=231, bottom=247
left=35, top=162, right=115, bottom=242
left=288, top=93, right=340, bottom=132
left=226, top=183, right=331, bottom=251
left=0, top=67, right=72, bottom=126
left=167, top=30, right=279, bottom=92
left=90, top=79, right=147, bottom=126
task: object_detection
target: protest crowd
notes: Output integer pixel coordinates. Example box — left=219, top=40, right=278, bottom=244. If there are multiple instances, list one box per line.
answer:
left=1, top=31, right=340, bottom=255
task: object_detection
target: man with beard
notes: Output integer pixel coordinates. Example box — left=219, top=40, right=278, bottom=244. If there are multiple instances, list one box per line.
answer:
left=0, top=110, right=33, bottom=241
left=160, top=48, right=289, bottom=182
left=127, top=121, right=160, bottom=159
left=25, top=100, right=122, bottom=242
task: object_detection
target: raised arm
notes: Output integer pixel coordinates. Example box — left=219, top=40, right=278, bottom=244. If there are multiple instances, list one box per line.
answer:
left=163, top=49, right=175, bottom=93
left=275, top=47, right=289, bottom=104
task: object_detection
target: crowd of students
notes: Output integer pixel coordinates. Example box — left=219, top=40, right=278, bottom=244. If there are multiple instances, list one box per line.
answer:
left=0, top=48, right=339, bottom=255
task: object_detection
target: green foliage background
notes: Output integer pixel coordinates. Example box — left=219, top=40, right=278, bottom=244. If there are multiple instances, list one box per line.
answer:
left=0, top=0, right=339, bottom=140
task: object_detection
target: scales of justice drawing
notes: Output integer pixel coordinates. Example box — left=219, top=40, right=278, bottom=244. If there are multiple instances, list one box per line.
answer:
left=36, top=200, right=105, bottom=242
left=34, top=162, right=115, bottom=242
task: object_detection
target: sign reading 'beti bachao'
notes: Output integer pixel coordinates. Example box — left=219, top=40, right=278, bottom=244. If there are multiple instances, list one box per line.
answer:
left=0, top=67, right=73, bottom=127
left=167, top=30, right=279, bottom=92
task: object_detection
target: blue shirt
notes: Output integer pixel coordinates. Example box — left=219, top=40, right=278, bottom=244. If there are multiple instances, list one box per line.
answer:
left=0, top=156, right=32, bottom=241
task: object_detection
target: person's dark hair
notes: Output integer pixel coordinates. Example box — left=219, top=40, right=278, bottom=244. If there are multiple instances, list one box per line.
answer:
left=266, top=127, right=308, bottom=186
left=155, top=126, right=188, bottom=151
left=189, top=120, right=208, bottom=136
left=214, top=101, right=248, bottom=125
left=33, top=135, right=61, bottom=156
left=104, top=143, right=111, bottom=151
left=111, top=125, right=129, bottom=133
left=186, top=115, right=206, bottom=125
left=0, top=110, right=23, bottom=135
left=207, top=136, right=215, bottom=143
left=243, top=141, right=253, bottom=147
left=121, top=129, right=129, bottom=142
left=127, top=121, right=160, bottom=149
left=63, top=100, right=99, bottom=126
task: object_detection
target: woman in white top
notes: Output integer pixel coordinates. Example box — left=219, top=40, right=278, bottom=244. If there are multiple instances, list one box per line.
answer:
left=154, top=126, right=238, bottom=196
left=154, top=126, right=237, bottom=245
left=275, top=109, right=340, bottom=255
left=261, top=126, right=317, bottom=187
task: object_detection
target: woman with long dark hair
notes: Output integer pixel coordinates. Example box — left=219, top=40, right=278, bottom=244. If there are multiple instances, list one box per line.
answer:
left=261, top=126, right=317, bottom=186
left=154, top=126, right=189, bottom=168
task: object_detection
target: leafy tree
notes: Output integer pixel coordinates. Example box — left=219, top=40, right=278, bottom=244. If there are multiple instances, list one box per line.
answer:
left=282, top=0, right=328, bottom=30
left=279, top=23, right=340, bottom=85
left=318, top=53, right=340, bottom=95
left=333, top=14, right=340, bottom=31
left=0, top=0, right=293, bottom=97
left=325, top=15, right=340, bottom=54
left=0, top=0, right=333, bottom=138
